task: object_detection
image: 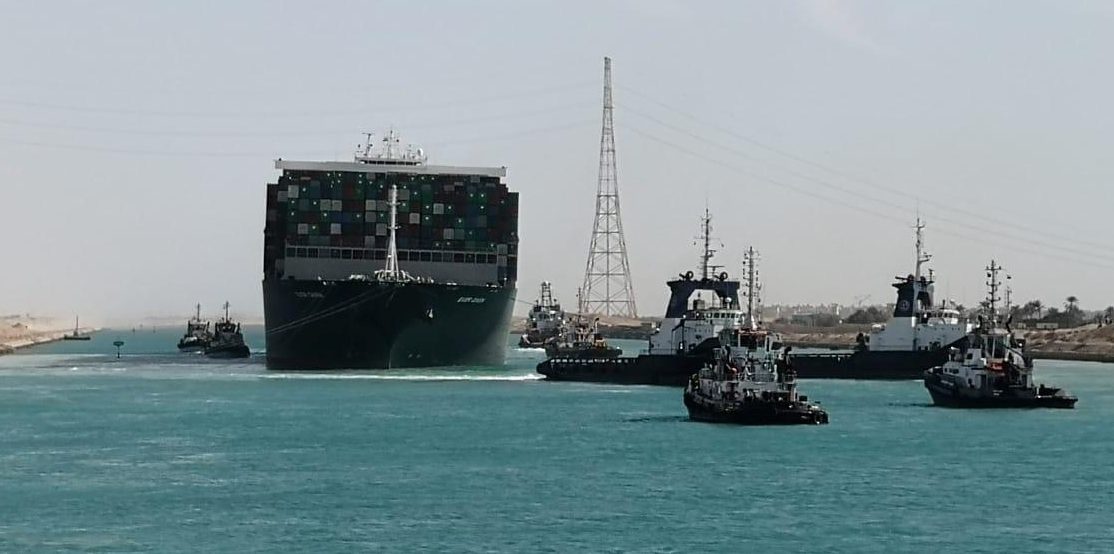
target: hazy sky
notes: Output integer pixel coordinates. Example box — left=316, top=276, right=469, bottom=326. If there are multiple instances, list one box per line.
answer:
left=2, top=1, right=1113, bottom=323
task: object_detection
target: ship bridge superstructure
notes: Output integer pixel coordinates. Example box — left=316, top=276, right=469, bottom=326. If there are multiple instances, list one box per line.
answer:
left=863, top=219, right=971, bottom=352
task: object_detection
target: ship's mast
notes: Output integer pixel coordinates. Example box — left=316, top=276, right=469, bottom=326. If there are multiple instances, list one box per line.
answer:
left=985, top=260, right=1003, bottom=323
left=541, top=281, right=554, bottom=308
left=384, top=184, right=401, bottom=280
left=223, top=301, right=231, bottom=323
left=742, top=247, right=761, bottom=330
left=697, top=209, right=722, bottom=281
left=195, top=303, right=202, bottom=322
left=914, top=217, right=931, bottom=284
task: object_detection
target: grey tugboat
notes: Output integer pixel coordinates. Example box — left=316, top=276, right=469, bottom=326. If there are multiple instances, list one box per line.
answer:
left=543, top=296, right=622, bottom=359
left=204, top=302, right=251, bottom=359
left=684, top=248, right=829, bottom=425
left=177, top=303, right=212, bottom=352
left=518, top=281, right=566, bottom=348
left=923, top=261, right=1077, bottom=409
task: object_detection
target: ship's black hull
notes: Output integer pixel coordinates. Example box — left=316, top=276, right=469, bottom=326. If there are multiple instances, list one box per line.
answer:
left=791, top=348, right=953, bottom=380
left=536, top=353, right=708, bottom=386
left=684, top=391, right=829, bottom=425
left=923, top=379, right=1077, bottom=409
left=263, top=278, right=515, bottom=370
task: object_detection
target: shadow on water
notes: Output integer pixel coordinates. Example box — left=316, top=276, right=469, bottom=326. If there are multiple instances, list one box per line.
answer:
left=624, top=415, right=690, bottom=423
left=886, top=402, right=936, bottom=408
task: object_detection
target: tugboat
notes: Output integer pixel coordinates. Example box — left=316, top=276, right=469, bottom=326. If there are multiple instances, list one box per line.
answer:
left=518, top=282, right=566, bottom=348
left=177, top=303, right=212, bottom=352
left=62, top=316, right=92, bottom=341
left=543, top=306, right=622, bottom=359
left=204, top=302, right=251, bottom=359
left=923, top=262, right=1077, bottom=409
left=791, top=219, right=972, bottom=379
left=537, top=210, right=743, bottom=386
left=685, top=248, right=828, bottom=425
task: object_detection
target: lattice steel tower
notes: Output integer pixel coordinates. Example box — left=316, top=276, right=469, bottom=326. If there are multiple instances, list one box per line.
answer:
left=581, top=56, right=637, bottom=317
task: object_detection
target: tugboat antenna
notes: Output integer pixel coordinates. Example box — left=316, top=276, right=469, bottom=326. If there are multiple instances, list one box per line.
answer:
left=742, top=247, right=761, bottom=330
left=195, top=303, right=201, bottom=322
left=223, top=301, right=231, bottom=322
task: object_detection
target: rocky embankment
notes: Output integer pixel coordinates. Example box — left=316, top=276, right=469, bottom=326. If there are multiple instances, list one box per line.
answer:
left=0, top=322, right=95, bottom=355
left=1021, top=324, right=1114, bottom=363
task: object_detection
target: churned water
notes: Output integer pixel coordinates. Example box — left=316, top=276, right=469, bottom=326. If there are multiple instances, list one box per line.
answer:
left=2, top=329, right=1113, bottom=553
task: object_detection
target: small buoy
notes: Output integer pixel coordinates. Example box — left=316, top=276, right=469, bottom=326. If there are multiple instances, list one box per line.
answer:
left=112, top=340, right=125, bottom=359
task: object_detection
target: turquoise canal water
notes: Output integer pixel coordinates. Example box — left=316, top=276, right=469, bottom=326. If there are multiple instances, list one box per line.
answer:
left=3, top=329, right=1114, bottom=552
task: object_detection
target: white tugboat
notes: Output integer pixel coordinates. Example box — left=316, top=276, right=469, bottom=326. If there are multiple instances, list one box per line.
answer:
left=519, top=282, right=566, bottom=348
left=792, top=218, right=973, bottom=379
left=923, top=261, right=1077, bottom=409
left=684, top=248, right=829, bottom=425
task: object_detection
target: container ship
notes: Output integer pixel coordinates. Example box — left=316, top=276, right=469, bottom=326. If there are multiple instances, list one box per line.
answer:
left=262, top=131, right=518, bottom=369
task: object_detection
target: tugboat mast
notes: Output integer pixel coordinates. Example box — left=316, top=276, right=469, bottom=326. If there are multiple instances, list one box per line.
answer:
left=697, top=209, right=721, bottom=281
left=914, top=217, right=931, bottom=285
left=985, top=260, right=1003, bottom=323
left=222, top=301, right=231, bottom=323
left=742, top=247, right=761, bottom=330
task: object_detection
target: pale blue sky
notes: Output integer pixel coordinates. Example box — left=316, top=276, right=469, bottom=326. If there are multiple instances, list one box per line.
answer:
left=1, top=1, right=1112, bottom=322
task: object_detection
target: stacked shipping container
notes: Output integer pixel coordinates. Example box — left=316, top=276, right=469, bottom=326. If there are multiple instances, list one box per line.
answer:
left=264, top=169, right=518, bottom=285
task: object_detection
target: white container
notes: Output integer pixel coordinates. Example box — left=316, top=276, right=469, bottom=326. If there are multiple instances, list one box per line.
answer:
left=409, top=213, right=420, bottom=224
left=330, top=223, right=342, bottom=235
left=365, top=199, right=376, bottom=211
left=444, top=229, right=454, bottom=240
left=331, top=199, right=343, bottom=211
left=433, top=203, right=444, bottom=215
left=297, top=223, right=309, bottom=235
left=288, top=185, right=300, bottom=198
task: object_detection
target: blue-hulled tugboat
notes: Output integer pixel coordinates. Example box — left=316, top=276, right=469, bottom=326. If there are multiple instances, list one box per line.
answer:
left=204, top=302, right=250, bottom=359
left=923, top=261, right=1077, bottom=409
left=684, top=248, right=828, bottom=425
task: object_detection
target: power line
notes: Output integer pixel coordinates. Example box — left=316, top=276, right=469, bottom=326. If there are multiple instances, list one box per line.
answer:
left=617, top=84, right=1114, bottom=253
left=0, top=81, right=597, bottom=119
left=618, top=122, right=1114, bottom=271
left=0, top=101, right=597, bottom=138
left=619, top=103, right=1114, bottom=265
left=0, top=121, right=595, bottom=158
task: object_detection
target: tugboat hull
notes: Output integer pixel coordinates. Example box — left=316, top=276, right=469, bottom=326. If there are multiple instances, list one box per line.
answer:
left=792, top=348, right=955, bottom=379
left=684, top=391, right=829, bottom=425
left=924, top=378, right=1077, bottom=409
left=537, top=354, right=707, bottom=386
left=204, top=344, right=251, bottom=359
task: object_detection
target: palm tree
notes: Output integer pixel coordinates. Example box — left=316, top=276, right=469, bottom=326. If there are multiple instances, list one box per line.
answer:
left=1030, top=300, right=1044, bottom=320
left=1066, top=296, right=1079, bottom=311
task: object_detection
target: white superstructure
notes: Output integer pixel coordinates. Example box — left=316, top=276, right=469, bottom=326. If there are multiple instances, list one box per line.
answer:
left=860, top=219, right=972, bottom=352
